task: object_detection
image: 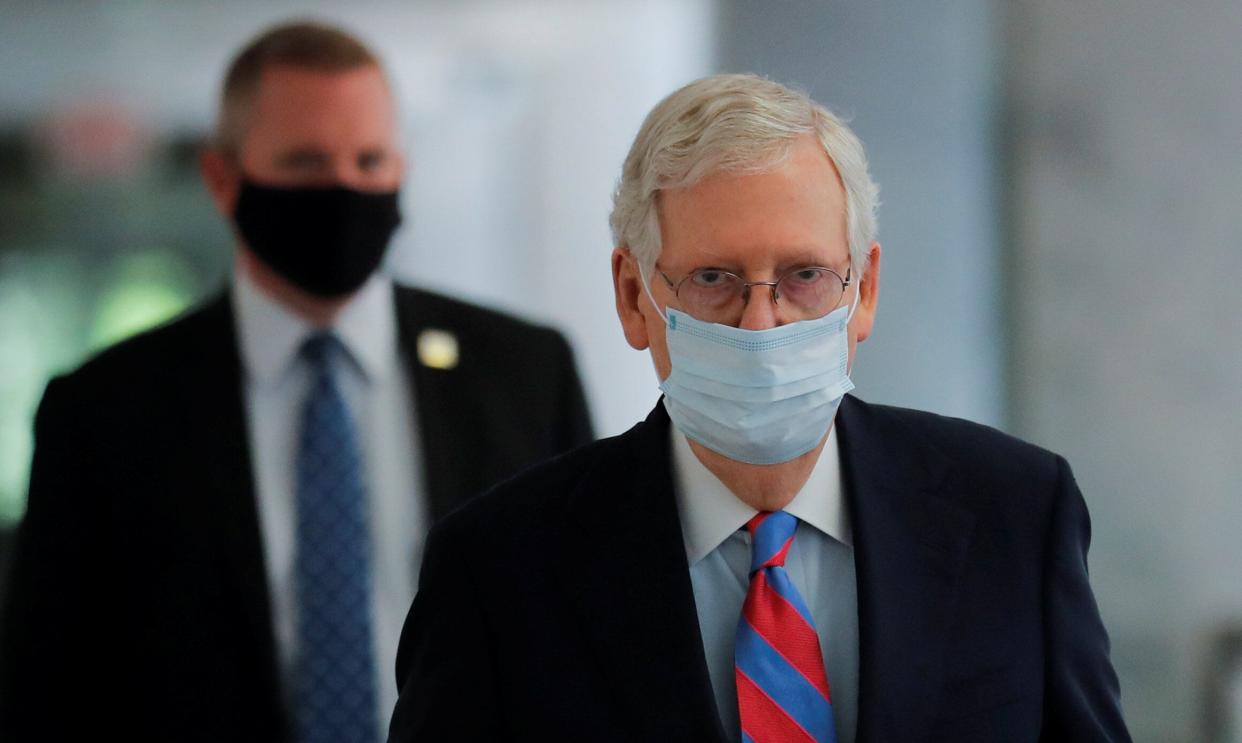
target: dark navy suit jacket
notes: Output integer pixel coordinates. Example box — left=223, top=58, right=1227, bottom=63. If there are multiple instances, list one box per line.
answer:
left=0, top=286, right=594, bottom=742
left=389, top=396, right=1131, bottom=742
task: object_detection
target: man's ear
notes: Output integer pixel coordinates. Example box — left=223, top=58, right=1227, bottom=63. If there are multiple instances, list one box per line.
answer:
left=852, top=242, right=881, bottom=343
left=199, top=147, right=241, bottom=218
left=612, top=247, right=651, bottom=351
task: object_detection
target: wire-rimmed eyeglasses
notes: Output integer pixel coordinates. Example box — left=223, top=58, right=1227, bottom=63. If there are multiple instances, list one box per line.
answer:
left=657, top=264, right=851, bottom=325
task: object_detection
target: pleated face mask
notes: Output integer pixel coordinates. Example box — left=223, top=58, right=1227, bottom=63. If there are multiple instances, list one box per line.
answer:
left=645, top=273, right=857, bottom=465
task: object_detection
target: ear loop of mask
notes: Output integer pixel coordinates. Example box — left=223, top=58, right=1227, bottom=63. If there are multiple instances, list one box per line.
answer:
left=639, top=265, right=671, bottom=325
left=845, top=273, right=861, bottom=323
left=844, top=271, right=862, bottom=374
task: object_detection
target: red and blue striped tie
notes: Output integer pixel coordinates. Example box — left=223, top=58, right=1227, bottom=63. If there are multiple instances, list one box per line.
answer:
left=735, top=511, right=837, bottom=743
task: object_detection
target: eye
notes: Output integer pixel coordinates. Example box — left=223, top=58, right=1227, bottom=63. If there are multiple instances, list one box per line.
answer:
left=785, top=267, right=826, bottom=286
left=691, top=269, right=732, bottom=288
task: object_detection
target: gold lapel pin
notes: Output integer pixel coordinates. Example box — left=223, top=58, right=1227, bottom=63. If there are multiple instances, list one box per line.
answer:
left=417, top=328, right=459, bottom=370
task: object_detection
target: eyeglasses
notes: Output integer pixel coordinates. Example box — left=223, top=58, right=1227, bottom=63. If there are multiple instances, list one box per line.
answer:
left=657, top=264, right=851, bottom=325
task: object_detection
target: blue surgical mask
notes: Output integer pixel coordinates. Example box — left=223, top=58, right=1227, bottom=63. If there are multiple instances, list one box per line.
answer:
left=644, top=273, right=857, bottom=465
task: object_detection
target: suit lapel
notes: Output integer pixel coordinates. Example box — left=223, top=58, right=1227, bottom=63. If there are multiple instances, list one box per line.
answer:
left=393, top=288, right=468, bottom=522
left=185, top=293, right=286, bottom=732
left=554, top=404, right=727, bottom=741
left=392, top=288, right=452, bottom=521
left=836, top=396, right=977, bottom=743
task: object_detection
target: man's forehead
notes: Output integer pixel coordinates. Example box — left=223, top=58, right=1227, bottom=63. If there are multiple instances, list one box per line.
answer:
left=657, top=154, right=847, bottom=264
left=250, top=64, right=391, bottom=109
left=240, top=65, right=397, bottom=145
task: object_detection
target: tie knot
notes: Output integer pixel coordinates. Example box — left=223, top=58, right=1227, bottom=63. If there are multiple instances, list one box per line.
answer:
left=301, top=332, right=346, bottom=369
left=745, top=511, right=797, bottom=573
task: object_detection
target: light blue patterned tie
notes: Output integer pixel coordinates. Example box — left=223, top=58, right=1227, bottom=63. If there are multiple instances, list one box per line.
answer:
left=294, top=333, right=378, bottom=743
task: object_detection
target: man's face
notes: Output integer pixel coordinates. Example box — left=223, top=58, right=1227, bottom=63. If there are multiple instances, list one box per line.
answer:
left=203, top=63, right=403, bottom=215
left=613, top=133, right=880, bottom=380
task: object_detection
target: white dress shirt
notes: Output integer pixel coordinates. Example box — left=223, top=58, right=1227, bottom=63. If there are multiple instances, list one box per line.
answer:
left=672, top=423, right=859, bottom=743
left=232, top=269, right=425, bottom=734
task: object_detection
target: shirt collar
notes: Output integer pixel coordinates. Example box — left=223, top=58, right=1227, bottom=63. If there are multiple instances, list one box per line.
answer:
left=231, top=267, right=399, bottom=386
left=671, top=423, right=852, bottom=565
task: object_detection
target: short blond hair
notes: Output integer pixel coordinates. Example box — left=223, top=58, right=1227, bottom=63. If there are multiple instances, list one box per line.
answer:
left=609, top=74, right=879, bottom=278
left=214, top=21, right=381, bottom=153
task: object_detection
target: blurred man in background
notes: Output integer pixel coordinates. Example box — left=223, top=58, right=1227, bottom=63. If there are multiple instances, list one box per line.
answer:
left=0, top=21, right=592, bottom=742
left=388, top=74, right=1129, bottom=742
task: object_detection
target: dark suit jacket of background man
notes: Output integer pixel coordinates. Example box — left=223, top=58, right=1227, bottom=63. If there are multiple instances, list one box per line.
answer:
left=0, top=285, right=594, bottom=741
left=389, top=396, right=1131, bottom=743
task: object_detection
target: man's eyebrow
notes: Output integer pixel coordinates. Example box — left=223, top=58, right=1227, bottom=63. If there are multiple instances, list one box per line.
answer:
left=781, top=248, right=840, bottom=265
left=274, top=147, right=330, bottom=166
left=691, top=248, right=843, bottom=273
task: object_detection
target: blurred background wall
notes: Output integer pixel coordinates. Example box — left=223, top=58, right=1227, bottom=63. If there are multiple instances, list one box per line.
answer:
left=1, top=1, right=1238, bottom=740
left=1005, top=2, right=1242, bottom=740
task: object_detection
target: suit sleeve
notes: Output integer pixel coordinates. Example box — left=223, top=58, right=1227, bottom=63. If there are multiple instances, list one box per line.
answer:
left=0, top=377, right=109, bottom=740
left=388, top=522, right=502, bottom=742
left=1040, top=456, right=1132, bottom=742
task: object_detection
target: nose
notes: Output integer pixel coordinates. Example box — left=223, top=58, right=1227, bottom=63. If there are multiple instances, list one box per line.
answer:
left=330, top=160, right=367, bottom=190
left=736, top=284, right=784, bottom=330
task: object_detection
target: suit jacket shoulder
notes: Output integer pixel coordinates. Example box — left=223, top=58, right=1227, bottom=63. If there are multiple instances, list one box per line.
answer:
left=844, top=399, right=1070, bottom=511
left=394, top=285, right=584, bottom=385
left=396, top=285, right=565, bottom=342
left=836, top=396, right=1129, bottom=741
left=49, top=292, right=236, bottom=399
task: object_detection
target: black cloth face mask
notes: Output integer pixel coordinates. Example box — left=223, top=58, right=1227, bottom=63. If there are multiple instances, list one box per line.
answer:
left=233, top=179, right=402, bottom=298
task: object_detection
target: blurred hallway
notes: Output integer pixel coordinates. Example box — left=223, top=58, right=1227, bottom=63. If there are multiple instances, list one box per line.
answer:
left=2, top=2, right=1240, bottom=739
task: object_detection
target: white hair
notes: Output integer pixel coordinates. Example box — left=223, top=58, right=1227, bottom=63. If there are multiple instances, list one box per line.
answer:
left=609, top=73, right=879, bottom=279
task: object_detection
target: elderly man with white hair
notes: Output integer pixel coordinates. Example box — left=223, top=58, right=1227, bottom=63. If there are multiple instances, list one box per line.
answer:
left=388, top=74, right=1131, bottom=743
